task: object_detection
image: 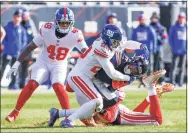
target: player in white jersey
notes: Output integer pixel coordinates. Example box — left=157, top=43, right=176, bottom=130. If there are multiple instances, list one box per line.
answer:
left=56, top=24, right=135, bottom=128
left=5, top=7, right=88, bottom=123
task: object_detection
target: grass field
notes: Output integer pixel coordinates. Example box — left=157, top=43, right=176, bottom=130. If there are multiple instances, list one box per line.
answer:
left=1, top=88, right=187, bottom=132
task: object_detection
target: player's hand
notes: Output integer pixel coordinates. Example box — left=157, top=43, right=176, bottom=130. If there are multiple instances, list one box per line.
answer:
left=127, top=76, right=136, bottom=85
left=6, top=61, right=20, bottom=79
left=116, top=90, right=125, bottom=102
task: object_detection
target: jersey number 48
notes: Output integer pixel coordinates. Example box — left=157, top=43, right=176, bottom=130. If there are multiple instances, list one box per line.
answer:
left=47, top=45, right=69, bottom=60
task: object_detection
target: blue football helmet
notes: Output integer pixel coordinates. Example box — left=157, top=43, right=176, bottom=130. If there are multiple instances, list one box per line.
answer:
left=101, top=24, right=122, bottom=50
left=54, top=7, right=74, bottom=33
left=123, top=56, right=149, bottom=77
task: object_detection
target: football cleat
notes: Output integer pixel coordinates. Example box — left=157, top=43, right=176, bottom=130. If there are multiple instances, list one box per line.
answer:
left=60, top=119, right=75, bottom=128
left=5, top=109, right=19, bottom=122
left=48, top=108, right=59, bottom=127
left=157, top=83, right=175, bottom=98
left=142, top=69, right=166, bottom=87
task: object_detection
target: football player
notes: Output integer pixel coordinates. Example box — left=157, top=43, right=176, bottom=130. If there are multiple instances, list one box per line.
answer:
left=5, top=7, right=88, bottom=122
left=55, top=24, right=137, bottom=128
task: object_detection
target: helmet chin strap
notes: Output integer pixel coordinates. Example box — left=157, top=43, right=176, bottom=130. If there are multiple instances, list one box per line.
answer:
left=57, top=27, right=70, bottom=33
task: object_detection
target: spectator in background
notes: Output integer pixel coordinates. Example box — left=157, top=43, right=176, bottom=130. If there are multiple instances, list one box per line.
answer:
left=150, top=12, right=168, bottom=84
left=106, top=13, right=127, bottom=40
left=18, top=9, right=37, bottom=89
left=169, top=12, right=186, bottom=87
left=131, top=14, right=157, bottom=74
left=0, top=25, right=6, bottom=52
left=1, top=9, right=27, bottom=90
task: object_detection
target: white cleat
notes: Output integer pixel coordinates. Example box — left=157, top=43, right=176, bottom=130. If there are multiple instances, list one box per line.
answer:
left=142, top=69, right=166, bottom=87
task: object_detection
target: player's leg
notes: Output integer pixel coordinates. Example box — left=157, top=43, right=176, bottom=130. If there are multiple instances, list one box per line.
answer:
left=5, top=61, right=49, bottom=122
left=118, top=103, right=159, bottom=125
left=94, top=102, right=119, bottom=125
left=50, top=65, right=70, bottom=109
left=48, top=107, right=77, bottom=127
left=133, top=96, right=150, bottom=113
left=61, top=75, right=103, bottom=128
left=65, top=82, right=96, bottom=127
left=118, top=70, right=166, bottom=125
left=133, top=82, right=174, bottom=112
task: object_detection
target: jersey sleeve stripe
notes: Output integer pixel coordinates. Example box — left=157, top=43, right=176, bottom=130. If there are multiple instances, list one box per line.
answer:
left=94, top=49, right=109, bottom=58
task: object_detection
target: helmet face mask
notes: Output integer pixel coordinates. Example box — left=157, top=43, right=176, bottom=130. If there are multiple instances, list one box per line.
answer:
left=111, top=39, right=121, bottom=49
left=55, top=8, right=74, bottom=33
left=56, top=20, right=74, bottom=33
left=123, top=56, right=149, bottom=77
left=124, top=63, right=143, bottom=76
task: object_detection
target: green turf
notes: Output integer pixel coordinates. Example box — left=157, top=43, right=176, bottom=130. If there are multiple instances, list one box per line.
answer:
left=1, top=89, right=187, bottom=132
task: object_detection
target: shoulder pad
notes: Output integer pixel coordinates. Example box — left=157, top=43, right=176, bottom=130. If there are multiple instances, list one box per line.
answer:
left=93, top=39, right=111, bottom=58
left=72, top=28, right=84, bottom=42
left=72, top=27, right=79, bottom=33
left=40, top=22, right=54, bottom=36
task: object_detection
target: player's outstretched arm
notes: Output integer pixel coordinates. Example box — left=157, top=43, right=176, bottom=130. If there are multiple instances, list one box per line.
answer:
left=96, top=56, right=130, bottom=81
left=17, top=41, right=38, bottom=63
left=6, top=41, right=37, bottom=79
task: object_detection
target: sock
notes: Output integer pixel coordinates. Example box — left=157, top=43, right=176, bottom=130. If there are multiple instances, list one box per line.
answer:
left=59, top=109, right=77, bottom=118
left=67, top=99, right=99, bottom=121
left=147, top=85, right=157, bottom=96
left=52, top=83, right=70, bottom=109
left=15, top=80, right=39, bottom=111
left=133, top=98, right=150, bottom=113
left=149, top=95, right=163, bottom=125
left=146, top=96, right=150, bottom=102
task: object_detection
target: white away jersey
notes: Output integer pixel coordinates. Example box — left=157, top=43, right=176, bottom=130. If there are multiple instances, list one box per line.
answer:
left=71, top=37, right=114, bottom=78
left=33, top=22, right=87, bottom=65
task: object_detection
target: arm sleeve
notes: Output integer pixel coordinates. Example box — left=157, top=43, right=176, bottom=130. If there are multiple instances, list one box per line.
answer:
left=75, top=30, right=88, bottom=52
left=96, top=55, right=130, bottom=81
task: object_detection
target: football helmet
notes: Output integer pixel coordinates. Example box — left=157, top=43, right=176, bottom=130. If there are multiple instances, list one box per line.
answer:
left=101, top=24, right=122, bottom=50
left=123, top=56, right=149, bottom=77
left=54, top=7, right=74, bottom=33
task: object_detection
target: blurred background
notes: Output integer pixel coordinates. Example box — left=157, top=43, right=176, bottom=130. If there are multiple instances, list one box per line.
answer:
left=0, top=1, right=187, bottom=90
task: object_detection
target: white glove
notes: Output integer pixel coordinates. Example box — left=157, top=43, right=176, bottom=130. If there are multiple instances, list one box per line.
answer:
left=6, top=61, right=20, bottom=79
